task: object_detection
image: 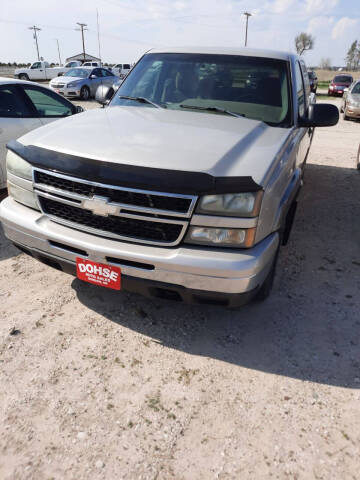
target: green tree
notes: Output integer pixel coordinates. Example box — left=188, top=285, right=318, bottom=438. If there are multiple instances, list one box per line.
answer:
left=345, top=40, right=359, bottom=70
left=295, top=32, right=315, bottom=56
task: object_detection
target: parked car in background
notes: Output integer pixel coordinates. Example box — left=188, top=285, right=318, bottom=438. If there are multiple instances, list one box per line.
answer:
left=0, top=77, right=83, bottom=192
left=111, top=63, right=132, bottom=78
left=0, top=47, right=339, bottom=306
left=49, top=67, right=116, bottom=100
left=307, top=70, right=318, bottom=93
left=82, top=61, right=101, bottom=67
left=328, top=74, right=353, bottom=96
left=340, top=81, right=360, bottom=120
left=14, top=61, right=83, bottom=81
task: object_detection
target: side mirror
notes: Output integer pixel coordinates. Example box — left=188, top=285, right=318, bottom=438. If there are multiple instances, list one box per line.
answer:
left=75, top=105, right=84, bottom=114
left=299, top=103, right=339, bottom=128
left=95, top=85, right=113, bottom=106
left=343, top=88, right=349, bottom=93
left=57, top=72, right=64, bottom=76
left=89, top=74, right=96, bottom=79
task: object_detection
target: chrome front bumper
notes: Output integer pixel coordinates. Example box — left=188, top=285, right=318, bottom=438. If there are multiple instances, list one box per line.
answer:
left=0, top=197, right=279, bottom=298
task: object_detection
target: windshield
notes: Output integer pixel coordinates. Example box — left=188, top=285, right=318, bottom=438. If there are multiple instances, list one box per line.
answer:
left=64, top=68, right=89, bottom=78
left=352, top=82, right=360, bottom=94
left=334, top=75, right=352, bottom=83
left=110, top=53, right=291, bottom=126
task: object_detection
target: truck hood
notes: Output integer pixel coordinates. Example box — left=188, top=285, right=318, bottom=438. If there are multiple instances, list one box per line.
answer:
left=17, top=106, right=292, bottom=187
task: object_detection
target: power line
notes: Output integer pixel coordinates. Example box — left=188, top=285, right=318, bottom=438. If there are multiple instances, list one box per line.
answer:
left=29, top=25, right=41, bottom=61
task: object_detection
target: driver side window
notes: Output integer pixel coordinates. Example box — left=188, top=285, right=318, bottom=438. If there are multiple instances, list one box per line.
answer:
left=295, top=62, right=305, bottom=117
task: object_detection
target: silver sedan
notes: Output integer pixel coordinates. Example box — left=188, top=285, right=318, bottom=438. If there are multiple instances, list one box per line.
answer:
left=49, top=67, right=116, bottom=100
left=341, top=80, right=360, bottom=121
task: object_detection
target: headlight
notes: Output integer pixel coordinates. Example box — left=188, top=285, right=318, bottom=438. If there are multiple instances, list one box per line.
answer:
left=185, top=227, right=256, bottom=248
left=67, top=80, right=81, bottom=88
left=7, top=182, right=39, bottom=210
left=196, top=192, right=262, bottom=217
left=6, top=150, right=32, bottom=180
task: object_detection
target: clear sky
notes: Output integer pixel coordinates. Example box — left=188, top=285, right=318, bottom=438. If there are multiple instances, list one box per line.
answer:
left=0, top=0, right=358, bottom=66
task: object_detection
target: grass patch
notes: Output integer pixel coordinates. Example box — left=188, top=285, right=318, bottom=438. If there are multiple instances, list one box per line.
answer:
left=318, top=81, right=330, bottom=89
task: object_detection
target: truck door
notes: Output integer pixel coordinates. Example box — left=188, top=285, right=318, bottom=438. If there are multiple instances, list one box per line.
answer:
left=30, top=61, right=46, bottom=80
left=0, top=85, right=42, bottom=188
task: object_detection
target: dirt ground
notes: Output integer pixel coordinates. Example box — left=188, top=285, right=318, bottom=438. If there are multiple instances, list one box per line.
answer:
left=0, top=97, right=359, bottom=480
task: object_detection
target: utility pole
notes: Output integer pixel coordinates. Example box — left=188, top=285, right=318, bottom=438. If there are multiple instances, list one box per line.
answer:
left=76, top=22, right=88, bottom=63
left=55, top=39, right=62, bottom=66
left=243, top=12, right=252, bottom=47
left=29, top=25, right=41, bottom=61
left=96, top=9, right=102, bottom=66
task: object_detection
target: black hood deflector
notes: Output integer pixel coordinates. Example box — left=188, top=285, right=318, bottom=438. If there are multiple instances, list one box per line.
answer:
left=7, top=140, right=261, bottom=195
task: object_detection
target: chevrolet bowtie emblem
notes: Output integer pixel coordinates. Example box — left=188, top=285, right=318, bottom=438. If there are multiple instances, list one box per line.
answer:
left=82, top=196, right=118, bottom=217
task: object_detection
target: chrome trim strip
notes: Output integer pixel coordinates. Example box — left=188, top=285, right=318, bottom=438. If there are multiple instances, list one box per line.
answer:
left=35, top=190, right=188, bottom=226
left=43, top=214, right=188, bottom=247
left=191, top=214, right=258, bottom=229
left=32, top=167, right=198, bottom=218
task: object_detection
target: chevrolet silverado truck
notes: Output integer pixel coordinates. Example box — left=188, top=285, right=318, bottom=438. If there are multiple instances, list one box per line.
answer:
left=14, top=61, right=83, bottom=81
left=0, top=47, right=339, bottom=307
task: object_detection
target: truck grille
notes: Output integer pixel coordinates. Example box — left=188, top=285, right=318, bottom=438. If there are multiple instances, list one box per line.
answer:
left=40, top=197, right=183, bottom=244
left=35, top=171, right=192, bottom=214
left=33, top=169, right=197, bottom=247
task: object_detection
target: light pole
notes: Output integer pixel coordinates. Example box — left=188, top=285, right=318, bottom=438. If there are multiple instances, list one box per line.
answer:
left=55, top=39, right=62, bottom=66
left=76, top=23, right=88, bottom=63
left=29, top=25, right=41, bottom=61
left=244, top=12, right=252, bottom=47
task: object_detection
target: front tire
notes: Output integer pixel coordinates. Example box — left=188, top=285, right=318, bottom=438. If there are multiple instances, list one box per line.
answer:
left=18, top=73, right=29, bottom=81
left=80, top=86, right=90, bottom=100
left=343, top=109, right=349, bottom=121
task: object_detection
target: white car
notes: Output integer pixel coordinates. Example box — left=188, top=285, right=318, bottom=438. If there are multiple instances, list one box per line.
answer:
left=111, top=63, right=132, bottom=78
left=0, top=78, right=83, bottom=191
left=14, top=60, right=83, bottom=81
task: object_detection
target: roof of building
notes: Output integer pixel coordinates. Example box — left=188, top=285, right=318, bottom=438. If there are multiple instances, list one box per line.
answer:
left=65, top=53, right=101, bottom=62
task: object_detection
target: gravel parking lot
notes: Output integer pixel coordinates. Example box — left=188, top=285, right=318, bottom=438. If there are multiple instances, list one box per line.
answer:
left=0, top=97, right=359, bottom=480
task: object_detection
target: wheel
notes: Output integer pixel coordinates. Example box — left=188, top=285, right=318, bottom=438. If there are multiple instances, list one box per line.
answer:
left=18, top=73, right=29, bottom=81
left=343, top=109, right=349, bottom=121
left=80, top=86, right=90, bottom=100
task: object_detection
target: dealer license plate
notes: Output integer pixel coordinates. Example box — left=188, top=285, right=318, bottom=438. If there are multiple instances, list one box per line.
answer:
left=76, top=258, right=121, bottom=290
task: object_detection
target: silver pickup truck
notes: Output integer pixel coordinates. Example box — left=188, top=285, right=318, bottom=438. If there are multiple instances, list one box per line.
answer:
left=0, top=47, right=339, bottom=307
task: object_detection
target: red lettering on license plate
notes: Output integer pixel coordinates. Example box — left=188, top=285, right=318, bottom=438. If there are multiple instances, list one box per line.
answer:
left=76, top=258, right=121, bottom=290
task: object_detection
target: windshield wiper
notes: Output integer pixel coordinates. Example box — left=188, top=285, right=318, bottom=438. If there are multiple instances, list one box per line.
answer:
left=118, top=95, right=163, bottom=109
left=179, top=104, right=244, bottom=118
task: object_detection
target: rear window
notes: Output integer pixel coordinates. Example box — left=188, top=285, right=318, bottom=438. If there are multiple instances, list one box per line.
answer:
left=111, top=53, right=292, bottom=127
left=334, top=75, right=352, bottom=83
